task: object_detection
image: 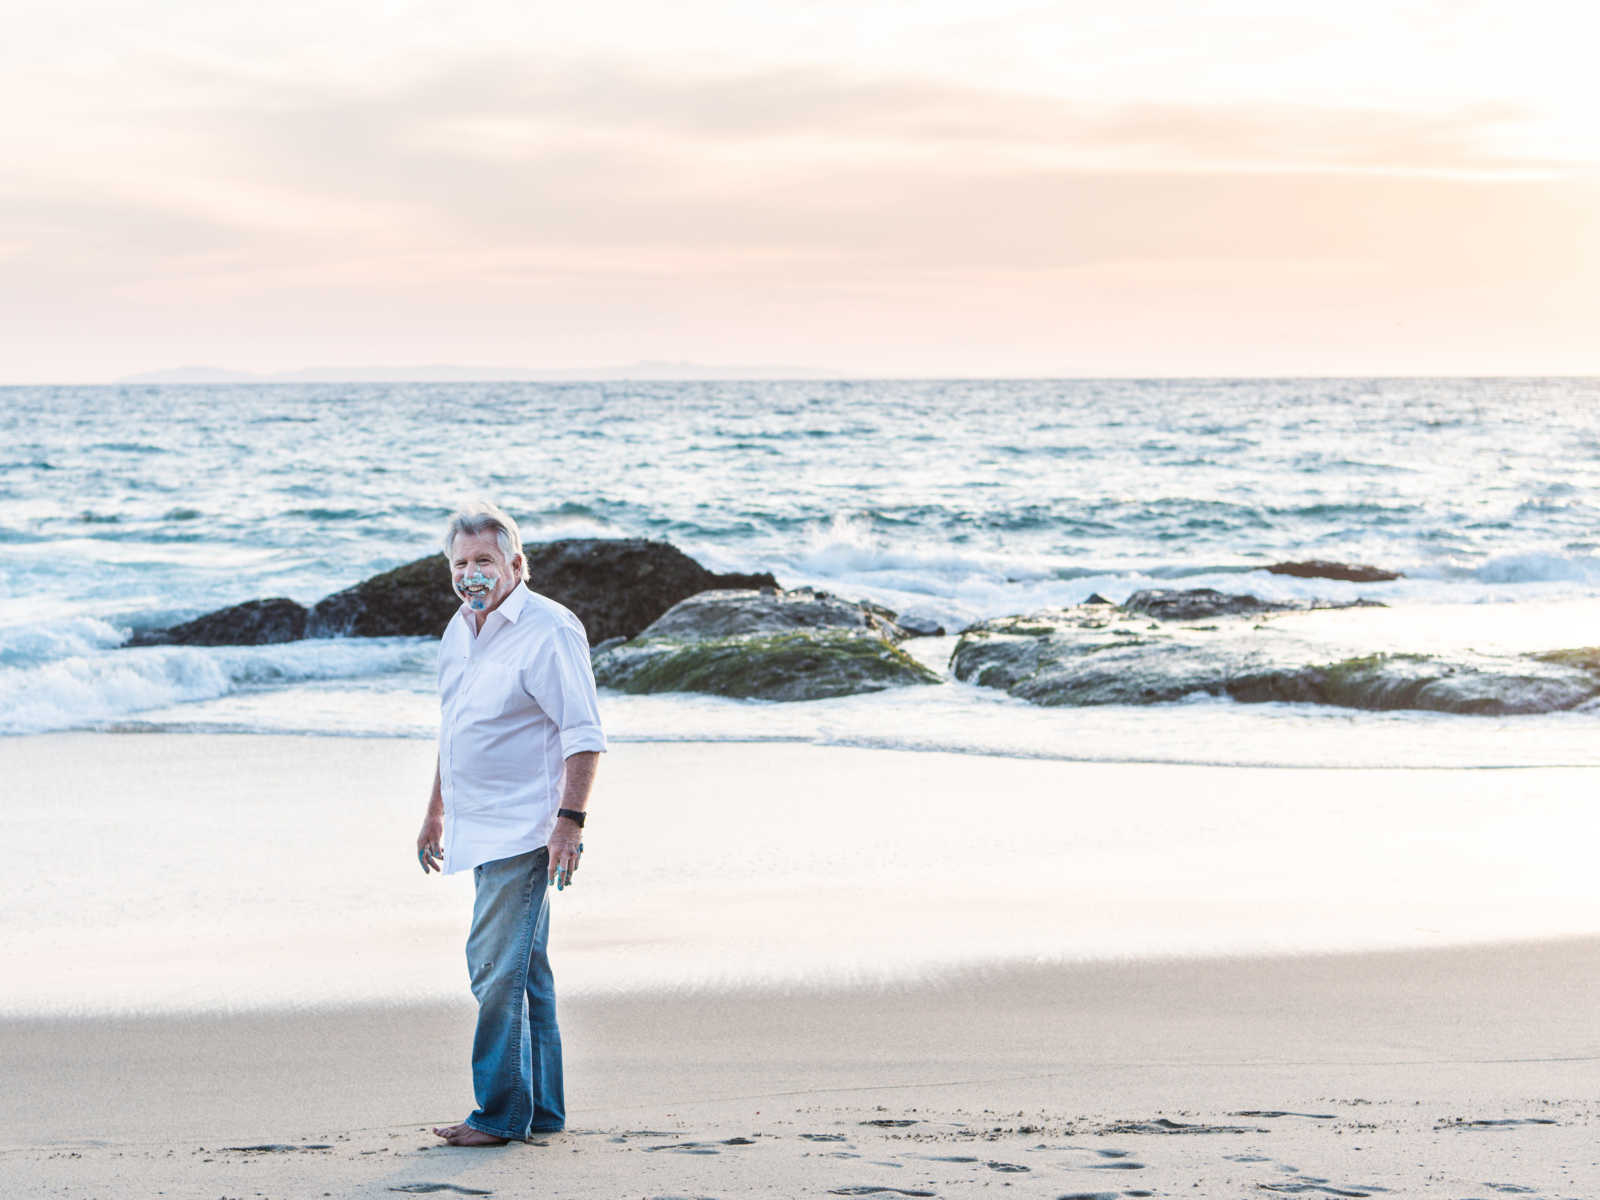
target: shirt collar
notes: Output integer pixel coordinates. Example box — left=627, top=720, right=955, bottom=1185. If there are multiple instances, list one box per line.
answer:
left=456, top=580, right=531, bottom=629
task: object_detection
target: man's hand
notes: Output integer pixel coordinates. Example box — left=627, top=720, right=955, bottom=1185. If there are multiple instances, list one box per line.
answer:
left=547, top=751, right=597, bottom=891
left=547, top=816, right=582, bottom=891
left=417, top=812, right=444, bottom=874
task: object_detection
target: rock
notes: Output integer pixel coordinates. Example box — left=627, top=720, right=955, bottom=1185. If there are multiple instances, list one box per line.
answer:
left=591, top=587, right=940, bottom=700
left=127, top=598, right=308, bottom=646
left=950, top=607, right=1600, bottom=715
left=306, top=539, right=780, bottom=643
left=951, top=608, right=1264, bottom=705
left=594, top=631, right=941, bottom=701
left=1267, top=560, right=1403, bottom=582
left=1227, top=653, right=1596, bottom=715
left=306, top=557, right=457, bottom=639
left=1082, top=593, right=1116, bottom=606
left=129, top=539, right=780, bottom=647
left=640, top=587, right=904, bottom=640
left=895, top=613, right=946, bottom=637
left=1121, top=588, right=1286, bottom=620
left=521, top=539, right=778, bottom=645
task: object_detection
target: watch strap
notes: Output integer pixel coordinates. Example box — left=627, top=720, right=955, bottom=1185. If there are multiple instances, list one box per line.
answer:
left=557, top=808, right=587, bottom=828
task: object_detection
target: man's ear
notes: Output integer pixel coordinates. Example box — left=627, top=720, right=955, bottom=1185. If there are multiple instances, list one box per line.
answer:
left=512, top=553, right=525, bottom=581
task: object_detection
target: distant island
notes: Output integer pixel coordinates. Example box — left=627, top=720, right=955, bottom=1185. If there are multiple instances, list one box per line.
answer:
left=117, top=361, right=849, bottom=384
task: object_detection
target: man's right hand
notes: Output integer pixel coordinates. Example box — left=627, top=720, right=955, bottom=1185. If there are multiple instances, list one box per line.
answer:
left=417, top=814, right=444, bottom=874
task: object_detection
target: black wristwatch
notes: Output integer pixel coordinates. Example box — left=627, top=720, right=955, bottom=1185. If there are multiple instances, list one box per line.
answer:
left=557, top=808, right=587, bottom=828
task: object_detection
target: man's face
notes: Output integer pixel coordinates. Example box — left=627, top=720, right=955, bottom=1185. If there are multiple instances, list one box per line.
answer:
left=449, top=530, right=522, bottom=614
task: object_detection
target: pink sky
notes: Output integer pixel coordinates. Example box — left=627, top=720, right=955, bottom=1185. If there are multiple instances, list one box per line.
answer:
left=3, top=0, right=1597, bottom=381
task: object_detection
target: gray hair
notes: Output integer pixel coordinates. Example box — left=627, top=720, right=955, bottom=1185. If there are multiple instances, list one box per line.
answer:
left=442, top=501, right=531, bottom=581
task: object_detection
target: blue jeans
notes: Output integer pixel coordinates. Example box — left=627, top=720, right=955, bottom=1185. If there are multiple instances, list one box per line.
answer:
left=464, top=847, right=564, bottom=1139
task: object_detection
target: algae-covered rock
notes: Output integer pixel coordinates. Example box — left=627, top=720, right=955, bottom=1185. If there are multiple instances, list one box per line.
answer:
left=128, top=598, right=308, bottom=646
left=591, top=586, right=939, bottom=700
left=593, top=630, right=940, bottom=701
left=952, top=608, right=1600, bottom=714
left=1227, top=653, right=1598, bottom=714
left=640, top=587, right=903, bottom=640
left=951, top=606, right=1274, bottom=705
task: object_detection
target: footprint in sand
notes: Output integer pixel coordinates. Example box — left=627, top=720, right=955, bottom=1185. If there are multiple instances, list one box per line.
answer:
left=1257, top=1183, right=1385, bottom=1197
left=859, top=1118, right=920, bottom=1128
left=826, top=1189, right=936, bottom=1198
left=800, top=1134, right=850, bottom=1143
left=1104, top=1118, right=1260, bottom=1135
left=222, top=1143, right=334, bottom=1152
left=387, top=1186, right=494, bottom=1196
left=643, top=1137, right=757, bottom=1154
left=1437, top=1117, right=1558, bottom=1130
left=1233, top=1110, right=1336, bottom=1121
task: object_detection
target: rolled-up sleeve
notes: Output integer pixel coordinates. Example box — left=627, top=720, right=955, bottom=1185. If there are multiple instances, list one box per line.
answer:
left=525, top=619, right=608, bottom=758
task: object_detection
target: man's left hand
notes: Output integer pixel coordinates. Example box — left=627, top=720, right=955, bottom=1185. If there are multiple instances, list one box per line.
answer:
left=547, top=817, right=583, bottom=891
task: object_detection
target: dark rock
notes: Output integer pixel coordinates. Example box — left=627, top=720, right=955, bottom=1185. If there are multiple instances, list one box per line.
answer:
left=591, top=587, right=939, bottom=700
left=306, top=557, right=456, bottom=639
left=895, top=613, right=946, bottom=637
left=129, top=539, right=781, bottom=647
left=127, top=598, right=308, bottom=647
left=1082, top=592, right=1116, bottom=606
left=1122, top=588, right=1287, bottom=620
left=523, top=539, right=778, bottom=645
left=307, top=539, right=780, bottom=643
left=1267, top=560, right=1403, bottom=582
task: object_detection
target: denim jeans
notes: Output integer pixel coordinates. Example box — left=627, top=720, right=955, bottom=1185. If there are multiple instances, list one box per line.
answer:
left=464, top=846, right=564, bottom=1139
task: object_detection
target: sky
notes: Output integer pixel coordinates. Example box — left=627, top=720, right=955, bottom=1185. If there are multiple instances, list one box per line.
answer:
left=2, top=0, right=1597, bottom=381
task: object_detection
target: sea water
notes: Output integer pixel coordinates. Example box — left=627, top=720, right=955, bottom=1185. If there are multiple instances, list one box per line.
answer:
left=4, top=377, right=1600, bottom=764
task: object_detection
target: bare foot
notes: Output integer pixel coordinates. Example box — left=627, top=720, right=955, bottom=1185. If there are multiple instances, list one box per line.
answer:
left=431, top=1122, right=510, bottom=1146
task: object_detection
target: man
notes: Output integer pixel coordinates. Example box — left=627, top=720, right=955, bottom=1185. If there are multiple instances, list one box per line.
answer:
left=417, top=501, right=605, bottom=1147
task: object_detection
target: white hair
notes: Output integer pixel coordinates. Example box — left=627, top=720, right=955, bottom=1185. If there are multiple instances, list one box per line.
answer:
left=442, top=501, right=530, bottom=581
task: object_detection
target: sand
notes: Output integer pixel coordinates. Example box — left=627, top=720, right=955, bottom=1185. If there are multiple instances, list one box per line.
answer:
left=3, top=733, right=1599, bottom=1196
left=4, top=940, right=1598, bottom=1197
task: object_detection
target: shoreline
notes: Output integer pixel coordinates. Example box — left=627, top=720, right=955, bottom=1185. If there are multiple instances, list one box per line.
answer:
left=8, top=733, right=1600, bottom=1017
left=5, top=938, right=1598, bottom=1195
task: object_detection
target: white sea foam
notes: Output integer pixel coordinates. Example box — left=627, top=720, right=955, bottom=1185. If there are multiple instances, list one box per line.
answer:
left=0, top=616, right=128, bottom=668
left=0, top=637, right=435, bottom=735
left=1470, top=552, right=1600, bottom=584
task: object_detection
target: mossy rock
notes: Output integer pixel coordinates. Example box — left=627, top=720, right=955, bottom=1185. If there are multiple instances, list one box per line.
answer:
left=593, top=631, right=941, bottom=701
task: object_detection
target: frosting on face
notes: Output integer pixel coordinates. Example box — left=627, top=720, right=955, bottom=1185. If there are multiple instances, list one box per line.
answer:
left=456, top=569, right=500, bottom=611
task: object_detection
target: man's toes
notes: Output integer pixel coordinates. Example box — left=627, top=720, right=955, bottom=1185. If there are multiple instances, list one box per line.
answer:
left=448, top=1127, right=509, bottom=1146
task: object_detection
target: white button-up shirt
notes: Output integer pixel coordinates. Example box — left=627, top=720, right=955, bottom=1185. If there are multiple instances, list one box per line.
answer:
left=436, top=582, right=607, bottom=874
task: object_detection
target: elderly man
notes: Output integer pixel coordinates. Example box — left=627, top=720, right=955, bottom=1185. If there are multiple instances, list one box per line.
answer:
left=417, top=501, right=605, bottom=1147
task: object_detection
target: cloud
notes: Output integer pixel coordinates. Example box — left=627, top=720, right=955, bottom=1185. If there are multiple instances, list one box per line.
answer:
left=3, top=51, right=1597, bottom=377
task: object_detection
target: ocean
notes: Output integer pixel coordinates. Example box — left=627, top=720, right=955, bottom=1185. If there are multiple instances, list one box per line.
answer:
left=5, top=376, right=1600, bottom=766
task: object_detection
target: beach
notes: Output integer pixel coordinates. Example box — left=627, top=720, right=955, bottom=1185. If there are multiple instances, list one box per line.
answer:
left=4, top=733, right=1598, bottom=1196
left=4, top=942, right=1596, bottom=1196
